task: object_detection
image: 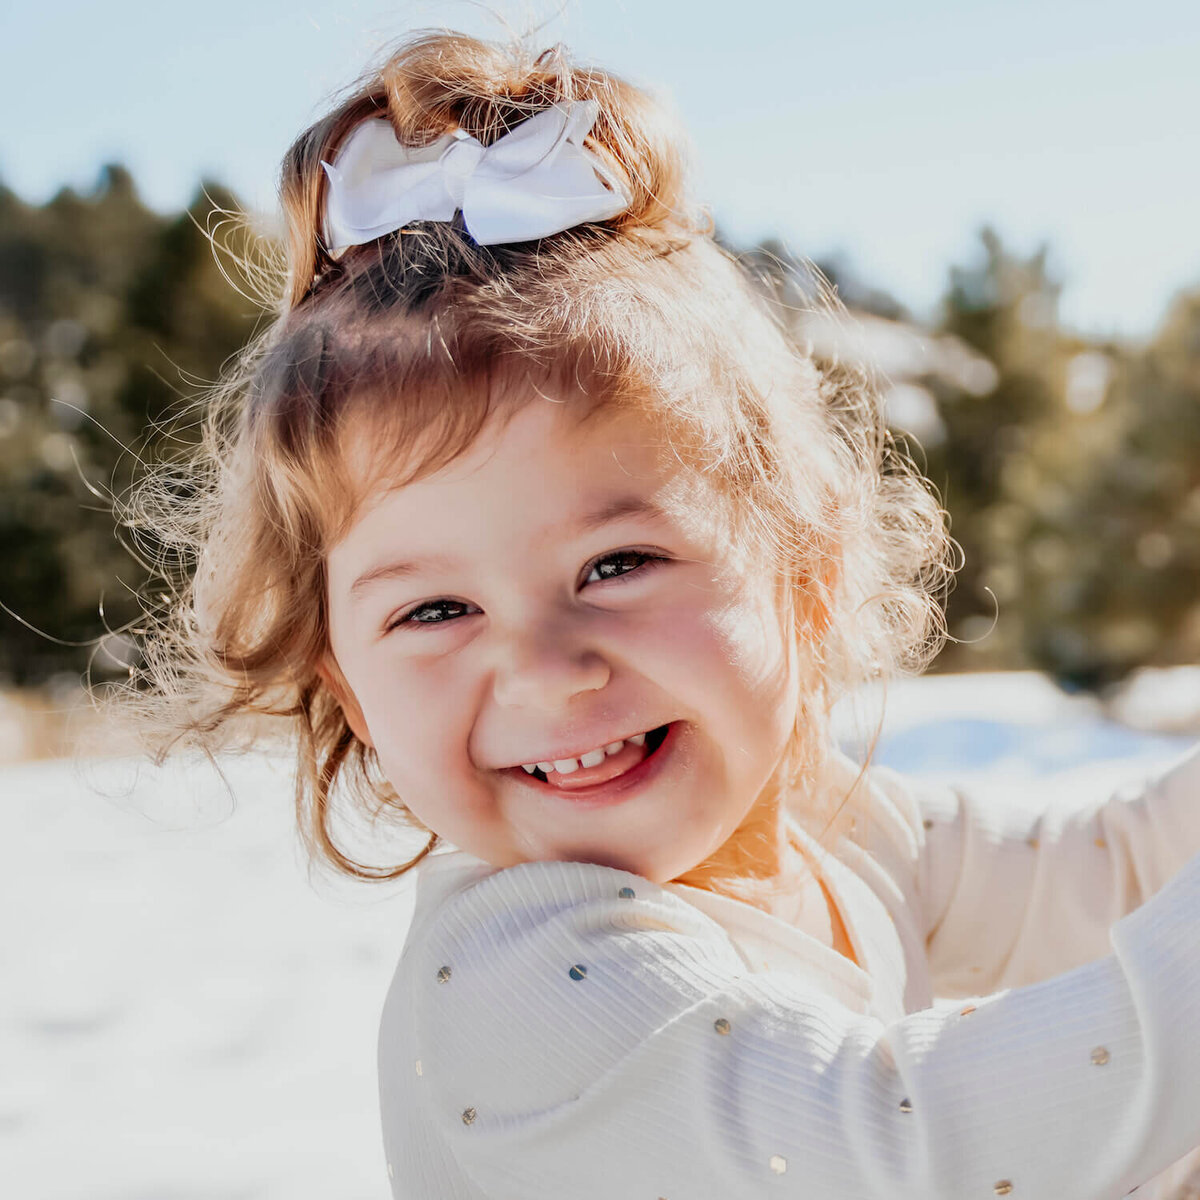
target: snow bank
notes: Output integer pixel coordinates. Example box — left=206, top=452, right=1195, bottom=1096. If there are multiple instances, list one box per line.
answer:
left=2, top=672, right=1196, bottom=1198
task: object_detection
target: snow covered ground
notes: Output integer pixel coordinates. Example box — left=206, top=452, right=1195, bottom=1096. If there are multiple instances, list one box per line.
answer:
left=3, top=671, right=1197, bottom=1199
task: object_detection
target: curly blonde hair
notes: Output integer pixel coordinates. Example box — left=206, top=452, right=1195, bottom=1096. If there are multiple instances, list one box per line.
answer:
left=119, top=30, right=954, bottom=886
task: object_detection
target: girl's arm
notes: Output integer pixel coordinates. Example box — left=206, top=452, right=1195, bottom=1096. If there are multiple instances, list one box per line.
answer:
left=394, top=847, right=1200, bottom=1200
left=870, top=743, right=1200, bottom=994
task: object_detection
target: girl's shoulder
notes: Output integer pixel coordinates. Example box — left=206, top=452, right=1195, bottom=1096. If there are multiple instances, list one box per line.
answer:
left=406, top=846, right=499, bottom=935
left=400, top=841, right=882, bottom=1019
left=403, top=750, right=951, bottom=954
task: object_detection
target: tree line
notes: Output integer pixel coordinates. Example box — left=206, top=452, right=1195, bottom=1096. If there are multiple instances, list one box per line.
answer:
left=1, top=165, right=1197, bottom=692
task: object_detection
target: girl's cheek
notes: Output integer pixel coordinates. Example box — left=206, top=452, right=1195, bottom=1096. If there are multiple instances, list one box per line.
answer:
left=366, top=657, right=477, bottom=754
left=650, top=585, right=775, bottom=664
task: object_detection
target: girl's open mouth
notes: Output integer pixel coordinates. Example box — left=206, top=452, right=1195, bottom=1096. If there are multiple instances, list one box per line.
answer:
left=510, top=722, right=677, bottom=804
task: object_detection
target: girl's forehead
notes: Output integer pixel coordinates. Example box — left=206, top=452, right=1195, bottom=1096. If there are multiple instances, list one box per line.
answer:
left=346, top=397, right=605, bottom=494
left=332, top=396, right=730, bottom=550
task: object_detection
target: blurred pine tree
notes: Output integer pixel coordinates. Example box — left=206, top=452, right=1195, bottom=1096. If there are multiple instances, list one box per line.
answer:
left=0, top=179, right=1195, bottom=691
left=0, top=167, right=261, bottom=686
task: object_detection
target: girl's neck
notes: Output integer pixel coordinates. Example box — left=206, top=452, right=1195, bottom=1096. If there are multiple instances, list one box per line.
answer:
left=671, top=781, right=806, bottom=916
left=668, top=766, right=862, bottom=970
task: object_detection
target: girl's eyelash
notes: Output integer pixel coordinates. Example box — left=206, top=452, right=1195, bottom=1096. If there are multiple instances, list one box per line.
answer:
left=386, top=598, right=478, bottom=631
left=581, top=548, right=667, bottom=585
left=385, top=549, right=667, bottom=632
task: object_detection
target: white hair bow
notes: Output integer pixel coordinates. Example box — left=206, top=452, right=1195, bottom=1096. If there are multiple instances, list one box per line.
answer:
left=320, top=99, right=631, bottom=255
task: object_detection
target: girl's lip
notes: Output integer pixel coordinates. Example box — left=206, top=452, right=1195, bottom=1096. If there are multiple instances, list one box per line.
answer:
left=510, top=721, right=682, bottom=807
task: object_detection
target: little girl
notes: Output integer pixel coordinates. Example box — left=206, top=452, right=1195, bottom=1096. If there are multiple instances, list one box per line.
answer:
left=129, top=30, right=1200, bottom=1200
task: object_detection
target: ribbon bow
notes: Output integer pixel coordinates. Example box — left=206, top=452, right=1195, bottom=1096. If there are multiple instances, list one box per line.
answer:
left=320, top=100, right=631, bottom=254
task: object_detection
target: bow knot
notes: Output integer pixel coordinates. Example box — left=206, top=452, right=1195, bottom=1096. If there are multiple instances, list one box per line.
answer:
left=320, top=100, right=630, bottom=254
left=438, top=135, right=486, bottom=206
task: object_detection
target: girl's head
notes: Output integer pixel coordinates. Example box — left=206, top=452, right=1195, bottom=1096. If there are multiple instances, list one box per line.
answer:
left=130, top=30, right=952, bottom=888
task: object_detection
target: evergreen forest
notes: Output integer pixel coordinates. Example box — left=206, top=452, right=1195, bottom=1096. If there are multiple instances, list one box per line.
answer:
left=2, top=165, right=1198, bottom=695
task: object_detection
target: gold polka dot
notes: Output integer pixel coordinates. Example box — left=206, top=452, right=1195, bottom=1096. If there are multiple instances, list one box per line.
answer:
left=618, top=886, right=636, bottom=899
left=462, top=1107, right=476, bottom=1125
left=1095, top=837, right=1108, bottom=849
left=994, top=1182, right=1013, bottom=1196
left=415, top=1059, right=423, bottom=1076
left=970, top=966, right=983, bottom=973
left=569, top=964, right=588, bottom=981
left=899, top=1096, right=913, bottom=1113
left=923, top=818, right=934, bottom=830
left=1091, top=1046, right=1111, bottom=1066
left=436, top=965, right=452, bottom=983
left=1026, top=836, right=1039, bottom=849
left=960, top=1004, right=977, bottom=1016
left=769, top=1154, right=787, bottom=1175
left=714, top=1017, right=731, bottom=1035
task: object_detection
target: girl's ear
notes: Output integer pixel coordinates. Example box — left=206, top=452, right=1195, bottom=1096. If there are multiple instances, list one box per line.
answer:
left=316, top=656, right=375, bottom=749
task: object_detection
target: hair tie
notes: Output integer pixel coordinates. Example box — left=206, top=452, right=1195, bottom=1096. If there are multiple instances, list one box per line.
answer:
left=320, top=100, right=631, bottom=255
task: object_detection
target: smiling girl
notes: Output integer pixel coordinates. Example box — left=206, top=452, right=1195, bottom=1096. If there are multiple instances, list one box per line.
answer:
left=128, top=30, right=1200, bottom=1200
left=322, top=397, right=803, bottom=884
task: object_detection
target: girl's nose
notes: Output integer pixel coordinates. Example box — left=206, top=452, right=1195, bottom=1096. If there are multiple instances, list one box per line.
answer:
left=491, top=624, right=611, bottom=711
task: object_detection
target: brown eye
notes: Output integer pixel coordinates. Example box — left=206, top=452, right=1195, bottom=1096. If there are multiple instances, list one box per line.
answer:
left=388, top=598, right=478, bottom=631
left=582, top=550, right=666, bottom=586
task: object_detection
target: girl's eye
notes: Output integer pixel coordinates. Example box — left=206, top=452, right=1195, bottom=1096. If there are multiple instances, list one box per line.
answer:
left=583, top=549, right=667, bottom=585
left=385, top=551, right=666, bottom=632
left=387, top=598, right=477, bottom=631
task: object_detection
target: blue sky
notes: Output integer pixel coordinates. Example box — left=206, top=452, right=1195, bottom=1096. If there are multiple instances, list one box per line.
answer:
left=2, top=0, right=1198, bottom=341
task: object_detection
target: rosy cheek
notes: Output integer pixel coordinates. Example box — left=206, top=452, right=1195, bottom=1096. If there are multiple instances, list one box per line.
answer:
left=658, top=590, right=775, bottom=670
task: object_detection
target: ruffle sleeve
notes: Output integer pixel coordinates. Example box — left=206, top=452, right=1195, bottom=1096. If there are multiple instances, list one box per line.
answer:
left=863, top=743, right=1200, bottom=994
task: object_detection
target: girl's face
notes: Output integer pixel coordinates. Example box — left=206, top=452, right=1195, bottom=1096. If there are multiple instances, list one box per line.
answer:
left=322, top=396, right=799, bottom=882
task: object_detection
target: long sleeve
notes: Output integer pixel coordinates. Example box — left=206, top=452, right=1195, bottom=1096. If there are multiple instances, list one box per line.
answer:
left=398, top=847, right=1200, bottom=1200
left=867, top=743, right=1200, bottom=993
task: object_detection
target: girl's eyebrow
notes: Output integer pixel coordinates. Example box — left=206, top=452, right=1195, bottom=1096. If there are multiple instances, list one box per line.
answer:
left=349, top=553, right=457, bottom=599
left=347, top=494, right=669, bottom=603
left=574, top=494, right=667, bottom=535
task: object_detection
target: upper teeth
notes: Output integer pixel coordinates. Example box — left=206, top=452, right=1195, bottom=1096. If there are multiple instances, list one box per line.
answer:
left=521, top=731, right=648, bottom=775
